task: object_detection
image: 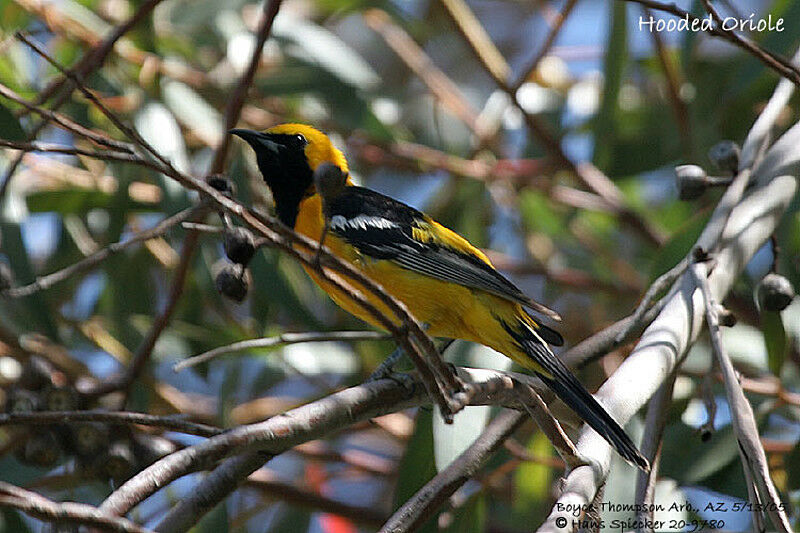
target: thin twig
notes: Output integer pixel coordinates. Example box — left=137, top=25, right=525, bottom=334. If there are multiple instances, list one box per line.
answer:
left=2, top=206, right=200, bottom=298
left=511, top=0, right=579, bottom=91
left=174, top=330, right=389, bottom=371
left=16, top=33, right=180, bottom=172
left=438, top=0, right=511, bottom=83
left=210, top=0, right=283, bottom=174
left=0, top=482, right=152, bottom=533
left=431, top=4, right=665, bottom=246
left=644, top=6, right=693, bottom=159
left=0, top=0, right=164, bottom=199
left=245, top=469, right=388, bottom=527
left=0, top=82, right=133, bottom=153
left=516, top=383, right=582, bottom=469
left=379, top=409, right=526, bottom=533
left=634, top=373, right=676, bottom=527
left=626, top=0, right=800, bottom=86
left=363, top=9, right=490, bottom=141
left=740, top=47, right=800, bottom=169
left=0, top=139, right=157, bottom=169
left=691, top=261, right=792, bottom=532
left=614, top=257, right=690, bottom=343
left=0, top=410, right=222, bottom=437
left=98, top=369, right=528, bottom=518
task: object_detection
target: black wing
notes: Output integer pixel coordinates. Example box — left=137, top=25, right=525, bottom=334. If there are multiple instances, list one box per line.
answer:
left=326, top=187, right=562, bottom=329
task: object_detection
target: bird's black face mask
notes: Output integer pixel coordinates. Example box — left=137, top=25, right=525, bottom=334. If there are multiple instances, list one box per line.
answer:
left=230, top=129, right=312, bottom=227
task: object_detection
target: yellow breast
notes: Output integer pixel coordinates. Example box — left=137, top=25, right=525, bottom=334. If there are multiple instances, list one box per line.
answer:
left=292, top=194, right=482, bottom=337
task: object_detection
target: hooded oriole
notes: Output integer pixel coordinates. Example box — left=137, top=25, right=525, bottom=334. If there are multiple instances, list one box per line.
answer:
left=231, top=124, right=648, bottom=470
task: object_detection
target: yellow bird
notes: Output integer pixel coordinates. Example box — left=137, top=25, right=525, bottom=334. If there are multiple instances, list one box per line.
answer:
left=232, top=124, right=648, bottom=470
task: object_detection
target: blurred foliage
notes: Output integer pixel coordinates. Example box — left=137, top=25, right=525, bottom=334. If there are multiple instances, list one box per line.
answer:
left=1, top=0, right=800, bottom=531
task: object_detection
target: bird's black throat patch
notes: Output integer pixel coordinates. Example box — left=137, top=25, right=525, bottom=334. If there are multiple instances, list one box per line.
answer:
left=249, top=133, right=314, bottom=227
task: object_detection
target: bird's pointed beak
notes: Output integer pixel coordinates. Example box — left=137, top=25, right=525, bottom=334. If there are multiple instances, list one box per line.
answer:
left=229, top=129, right=278, bottom=152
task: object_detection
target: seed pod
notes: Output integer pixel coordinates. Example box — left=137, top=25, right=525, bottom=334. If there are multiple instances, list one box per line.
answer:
left=717, top=306, right=737, bottom=327
left=215, top=262, right=250, bottom=302
left=71, top=422, right=110, bottom=457
left=18, top=356, right=56, bottom=391
left=43, top=384, right=79, bottom=411
left=675, top=165, right=707, bottom=200
left=7, top=388, right=40, bottom=413
left=103, top=440, right=137, bottom=482
left=21, top=430, right=61, bottom=467
left=757, top=273, right=795, bottom=312
left=206, top=174, right=235, bottom=197
left=708, top=140, right=740, bottom=174
left=224, top=226, right=257, bottom=266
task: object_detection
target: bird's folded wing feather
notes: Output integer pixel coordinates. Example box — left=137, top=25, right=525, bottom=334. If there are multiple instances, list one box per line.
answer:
left=327, top=187, right=561, bottom=323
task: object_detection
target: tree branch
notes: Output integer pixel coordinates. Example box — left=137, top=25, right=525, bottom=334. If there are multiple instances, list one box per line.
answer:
left=691, top=261, right=792, bottom=532
left=379, top=409, right=526, bottom=533
left=0, top=482, right=151, bottom=533
left=0, top=410, right=222, bottom=437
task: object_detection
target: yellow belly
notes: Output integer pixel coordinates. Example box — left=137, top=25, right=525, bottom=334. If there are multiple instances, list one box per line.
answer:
left=293, top=194, right=535, bottom=367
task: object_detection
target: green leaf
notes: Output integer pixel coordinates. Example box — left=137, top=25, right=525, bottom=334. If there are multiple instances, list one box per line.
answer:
left=392, top=409, right=438, bottom=533
left=649, top=210, right=708, bottom=281
left=162, top=80, right=223, bottom=147
left=25, top=188, right=153, bottom=214
left=513, top=431, right=553, bottom=523
left=193, top=498, right=229, bottom=533
left=518, top=190, right=566, bottom=238
left=660, top=423, right=739, bottom=485
left=0, top=222, right=59, bottom=339
left=762, top=310, right=787, bottom=376
left=592, top=0, right=627, bottom=171
left=0, top=102, right=25, bottom=141
left=269, top=505, right=312, bottom=533
left=442, top=492, right=486, bottom=533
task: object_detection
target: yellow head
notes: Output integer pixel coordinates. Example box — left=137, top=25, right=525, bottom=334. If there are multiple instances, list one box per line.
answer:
left=231, top=123, right=349, bottom=226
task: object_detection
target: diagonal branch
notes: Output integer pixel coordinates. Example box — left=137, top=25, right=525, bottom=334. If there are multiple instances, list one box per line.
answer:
left=537, top=171, right=797, bottom=532
left=626, top=0, right=800, bottom=85
left=2, top=206, right=200, bottom=298
left=379, top=409, right=526, bottom=533
left=432, top=3, right=665, bottom=246
left=691, top=261, right=792, bottom=532
left=173, top=330, right=389, bottom=371
left=209, top=0, right=283, bottom=174
left=98, top=369, right=527, bottom=518
left=0, top=410, right=222, bottom=437
left=0, top=0, right=164, bottom=199
left=0, top=482, right=151, bottom=533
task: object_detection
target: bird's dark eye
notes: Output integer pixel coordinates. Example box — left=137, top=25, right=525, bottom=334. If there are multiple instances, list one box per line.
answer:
left=294, top=134, right=307, bottom=145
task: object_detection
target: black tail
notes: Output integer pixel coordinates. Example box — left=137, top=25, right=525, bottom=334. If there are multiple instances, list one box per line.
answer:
left=504, top=320, right=650, bottom=471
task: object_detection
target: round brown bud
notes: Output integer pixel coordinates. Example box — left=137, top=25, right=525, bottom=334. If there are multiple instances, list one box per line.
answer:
left=224, top=227, right=257, bottom=266
left=22, top=430, right=61, bottom=467
left=214, top=262, right=250, bottom=302
left=71, top=422, right=110, bottom=457
left=43, top=384, right=79, bottom=411
left=757, top=273, right=795, bottom=312
left=675, top=165, right=708, bottom=200
left=104, top=440, right=137, bottom=482
left=7, top=388, right=40, bottom=413
left=708, top=141, right=740, bottom=174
